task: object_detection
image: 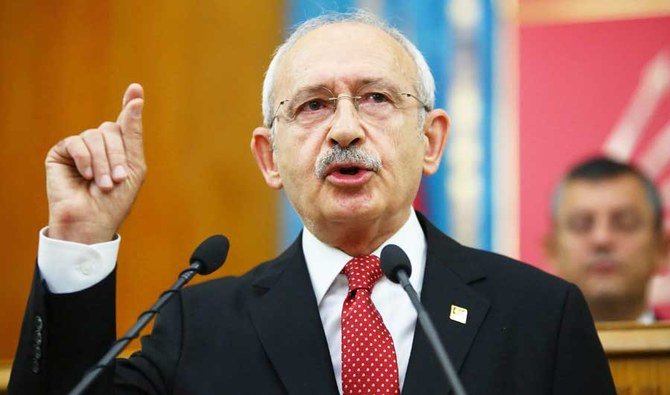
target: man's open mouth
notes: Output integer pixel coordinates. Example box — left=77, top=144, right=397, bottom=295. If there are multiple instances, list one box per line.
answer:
left=326, top=163, right=373, bottom=177
left=323, top=163, right=375, bottom=186
left=338, top=166, right=362, bottom=175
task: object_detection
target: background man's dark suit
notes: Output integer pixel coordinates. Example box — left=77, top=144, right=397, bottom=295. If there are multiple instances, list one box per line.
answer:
left=9, top=213, right=615, bottom=394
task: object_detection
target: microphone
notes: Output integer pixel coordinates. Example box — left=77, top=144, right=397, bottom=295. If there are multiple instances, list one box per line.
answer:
left=190, top=234, right=230, bottom=275
left=68, top=235, right=230, bottom=395
left=380, top=244, right=468, bottom=395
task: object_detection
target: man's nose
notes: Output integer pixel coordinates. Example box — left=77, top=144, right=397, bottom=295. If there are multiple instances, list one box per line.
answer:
left=326, top=97, right=365, bottom=148
left=590, top=218, right=615, bottom=248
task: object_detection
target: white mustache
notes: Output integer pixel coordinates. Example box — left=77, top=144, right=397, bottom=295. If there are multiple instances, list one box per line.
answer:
left=315, top=146, right=382, bottom=179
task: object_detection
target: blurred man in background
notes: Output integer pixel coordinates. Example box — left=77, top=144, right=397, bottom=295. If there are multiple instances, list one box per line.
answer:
left=545, top=156, right=669, bottom=323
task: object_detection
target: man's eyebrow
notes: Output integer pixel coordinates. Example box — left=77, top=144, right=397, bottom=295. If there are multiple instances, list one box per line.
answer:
left=290, top=85, right=331, bottom=97
left=358, top=78, right=384, bottom=86
left=355, top=78, right=405, bottom=92
left=612, top=206, right=646, bottom=217
left=359, top=78, right=399, bottom=88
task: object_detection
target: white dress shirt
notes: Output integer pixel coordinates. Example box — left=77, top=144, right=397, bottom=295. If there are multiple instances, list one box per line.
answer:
left=303, top=210, right=426, bottom=393
left=637, top=309, right=656, bottom=325
left=37, top=210, right=426, bottom=394
left=37, top=227, right=119, bottom=293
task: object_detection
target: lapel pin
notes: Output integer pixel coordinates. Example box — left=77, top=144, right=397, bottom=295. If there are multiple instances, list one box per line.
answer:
left=450, top=305, right=468, bottom=324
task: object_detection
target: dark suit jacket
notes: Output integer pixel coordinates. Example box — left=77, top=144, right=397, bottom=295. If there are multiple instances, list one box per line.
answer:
left=9, top=213, right=616, bottom=394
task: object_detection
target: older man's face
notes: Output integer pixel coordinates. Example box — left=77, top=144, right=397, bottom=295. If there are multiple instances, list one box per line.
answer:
left=263, top=23, right=439, bottom=232
left=547, top=175, right=664, bottom=311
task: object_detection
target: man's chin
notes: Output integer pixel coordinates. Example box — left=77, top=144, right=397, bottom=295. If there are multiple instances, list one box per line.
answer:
left=326, top=207, right=377, bottom=223
left=318, top=199, right=382, bottom=224
left=585, top=285, right=628, bottom=305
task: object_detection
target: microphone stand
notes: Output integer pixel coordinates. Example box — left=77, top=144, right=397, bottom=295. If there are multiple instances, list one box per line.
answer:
left=396, top=270, right=468, bottom=395
left=68, top=262, right=203, bottom=395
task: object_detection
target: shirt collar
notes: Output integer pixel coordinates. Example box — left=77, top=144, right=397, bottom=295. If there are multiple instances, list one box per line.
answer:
left=303, top=210, right=427, bottom=305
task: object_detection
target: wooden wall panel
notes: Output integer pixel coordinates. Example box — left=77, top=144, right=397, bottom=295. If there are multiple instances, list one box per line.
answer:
left=0, top=0, right=283, bottom=360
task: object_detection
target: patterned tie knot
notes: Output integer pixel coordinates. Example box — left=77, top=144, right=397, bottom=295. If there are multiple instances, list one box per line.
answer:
left=342, top=255, right=382, bottom=292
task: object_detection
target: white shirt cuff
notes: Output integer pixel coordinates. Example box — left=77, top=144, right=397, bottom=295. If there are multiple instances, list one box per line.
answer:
left=37, top=227, right=120, bottom=294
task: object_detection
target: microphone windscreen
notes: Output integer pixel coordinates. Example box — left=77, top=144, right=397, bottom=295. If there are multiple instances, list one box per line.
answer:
left=380, top=244, right=412, bottom=284
left=190, top=234, right=230, bottom=275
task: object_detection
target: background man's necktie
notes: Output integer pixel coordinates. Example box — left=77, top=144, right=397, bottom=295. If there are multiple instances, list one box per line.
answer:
left=341, top=255, right=400, bottom=395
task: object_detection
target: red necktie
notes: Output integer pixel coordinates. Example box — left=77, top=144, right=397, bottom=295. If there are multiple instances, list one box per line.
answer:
left=341, top=255, right=400, bottom=395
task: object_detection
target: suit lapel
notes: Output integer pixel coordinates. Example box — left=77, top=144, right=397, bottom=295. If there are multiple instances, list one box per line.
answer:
left=247, top=237, right=339, bottom=395
left=402, top=214, right=491, bottom=395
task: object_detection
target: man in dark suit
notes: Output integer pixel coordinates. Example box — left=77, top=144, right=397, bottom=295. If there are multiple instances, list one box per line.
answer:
left=545, top=156, right=669, bottom=323
left=9, top=11, right=616, bottom=394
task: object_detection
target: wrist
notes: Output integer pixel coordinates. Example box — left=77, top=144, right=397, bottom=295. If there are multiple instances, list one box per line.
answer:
left=47, top=223, right=116, bottom=244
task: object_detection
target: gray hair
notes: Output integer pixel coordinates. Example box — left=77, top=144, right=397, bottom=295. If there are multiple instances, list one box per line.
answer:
left=261, top=10, right=435, bottom=128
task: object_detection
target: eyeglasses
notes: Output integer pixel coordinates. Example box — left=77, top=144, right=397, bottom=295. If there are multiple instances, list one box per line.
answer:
left=269, top=86, right=431, bottom=129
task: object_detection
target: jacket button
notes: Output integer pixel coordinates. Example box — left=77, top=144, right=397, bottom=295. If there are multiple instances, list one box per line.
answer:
left=34, top=315, right=43, bottom=331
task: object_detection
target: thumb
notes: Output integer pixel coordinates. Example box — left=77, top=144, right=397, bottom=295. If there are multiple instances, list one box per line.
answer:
left=121, top=83, right=144, bottom=109
left=118, top=96, right=145, bottom=165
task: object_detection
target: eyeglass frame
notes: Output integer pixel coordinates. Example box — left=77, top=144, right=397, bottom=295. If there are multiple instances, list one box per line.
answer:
left=268, top=89, right=432, bottom=129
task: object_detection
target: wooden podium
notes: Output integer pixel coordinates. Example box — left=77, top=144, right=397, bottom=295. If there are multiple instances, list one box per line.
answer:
left=597, top=321, right=670, bottom=394
left=0, top=361, right=8, bottom=395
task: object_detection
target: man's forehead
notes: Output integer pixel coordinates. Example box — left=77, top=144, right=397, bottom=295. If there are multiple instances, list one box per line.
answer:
left=275, top=22, right=417, bottom=96
left=560, top=175, right=652, bottom=213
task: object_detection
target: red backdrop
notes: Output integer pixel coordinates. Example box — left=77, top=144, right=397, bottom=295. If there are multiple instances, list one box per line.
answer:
left=519, top=16, right=670, bottom=271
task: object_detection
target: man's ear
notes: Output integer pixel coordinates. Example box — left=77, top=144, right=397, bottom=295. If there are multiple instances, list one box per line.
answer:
left=655, top=229, right=670, bottom=271
left=422, top=109, right=450, bottom=175
left=543, top=232, right=557, bottom=263
left=250, top=127, right=283, bottom=189
left=542, top=230, right=562, bottom=276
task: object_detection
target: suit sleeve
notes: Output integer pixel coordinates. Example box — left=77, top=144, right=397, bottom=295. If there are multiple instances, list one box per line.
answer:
left=8, top=264, right=185, bottom=395
left=551, top=283, right=616, bottom=395
left=112, top=289, right=184, bottom=394
left=8, top=264, right=117, bottom=394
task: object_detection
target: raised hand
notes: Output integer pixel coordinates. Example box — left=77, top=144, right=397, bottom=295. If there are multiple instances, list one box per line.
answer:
left=45, top=83, right=147, bottom=244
